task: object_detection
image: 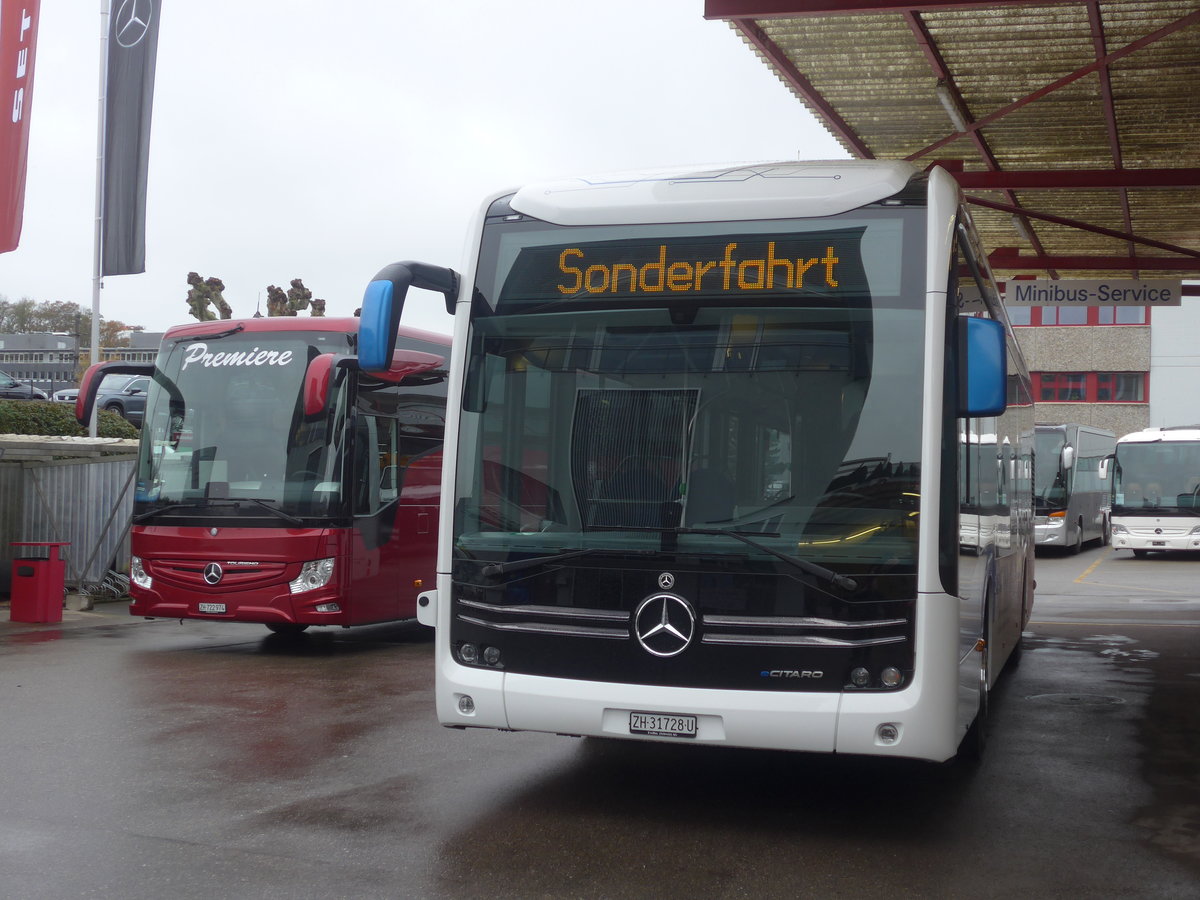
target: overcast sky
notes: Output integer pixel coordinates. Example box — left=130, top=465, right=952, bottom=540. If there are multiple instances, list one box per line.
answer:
left=0, top=1, right=846, bottom=336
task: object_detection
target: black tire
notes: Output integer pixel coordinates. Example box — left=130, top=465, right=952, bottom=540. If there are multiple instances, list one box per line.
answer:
left=265, top=623, right=309, bottom=635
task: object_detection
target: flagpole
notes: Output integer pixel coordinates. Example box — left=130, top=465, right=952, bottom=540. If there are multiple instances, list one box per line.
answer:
left=90, top=0, right=109, bottom=437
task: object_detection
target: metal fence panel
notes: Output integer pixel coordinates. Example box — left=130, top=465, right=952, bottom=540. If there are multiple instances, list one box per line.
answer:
left=1, top=457, right=136, bottom=589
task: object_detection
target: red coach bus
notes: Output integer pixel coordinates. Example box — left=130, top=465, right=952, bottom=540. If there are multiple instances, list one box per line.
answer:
left=77, top=316, right=450, bottom=633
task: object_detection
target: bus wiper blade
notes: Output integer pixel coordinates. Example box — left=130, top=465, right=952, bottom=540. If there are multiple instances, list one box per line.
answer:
left=131, top=502, right=207, bottom=524
left=175, top=323, right=245, bottom=344
left=674, top=527, right=858, bottom=591
left=481, top=547, right=655, bottom=578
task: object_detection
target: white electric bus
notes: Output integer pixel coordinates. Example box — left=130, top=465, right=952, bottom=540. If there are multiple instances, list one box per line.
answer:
left=358, top=161, right=1035, bottom=762
left=1033, top=423, right=1116, bottom=552
left=1110, top=426, right=1200, bottom=556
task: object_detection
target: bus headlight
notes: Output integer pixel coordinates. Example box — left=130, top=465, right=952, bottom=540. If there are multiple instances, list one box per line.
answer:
left=130, top=555, right=152, bottom=590
left=289, top=558, right=335, bottom=594
left=1110, top=523, right=1128, bottom=534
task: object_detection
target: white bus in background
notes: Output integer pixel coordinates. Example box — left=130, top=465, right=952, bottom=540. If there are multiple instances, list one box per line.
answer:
left=356, top=160, right=1035, bottom=762
left=1033, top=424, right=1116, bottom=552
left=1110, top=426, right=1200, bottom=556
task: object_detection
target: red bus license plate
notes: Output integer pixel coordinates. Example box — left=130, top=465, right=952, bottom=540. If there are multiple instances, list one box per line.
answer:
left=629, top=711, right=697, bottom=738
left=197, top=602, right=226, bottom=614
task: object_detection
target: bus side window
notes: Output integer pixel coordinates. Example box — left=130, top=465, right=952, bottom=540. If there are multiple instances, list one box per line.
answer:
left=355, top=414, right=400, bottom=516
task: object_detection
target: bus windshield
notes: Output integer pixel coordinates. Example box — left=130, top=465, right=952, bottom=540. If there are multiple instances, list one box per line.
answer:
left=135, top=331, right=353, bottom=520
left=454, top=211, right=926, bottom=572
left=1034, top=429, right=1067, bottom=509
left=1114, top=440, right=1200, bottom=513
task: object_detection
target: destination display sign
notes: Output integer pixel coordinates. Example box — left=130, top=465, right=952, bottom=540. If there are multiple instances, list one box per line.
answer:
left=1004, top=279, right=1181, bottom=306
left=497, top=228, right=873, bottom=308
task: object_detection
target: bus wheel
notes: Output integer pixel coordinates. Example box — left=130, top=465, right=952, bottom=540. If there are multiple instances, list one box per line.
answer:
left=266, top=623, right=309, bottom=635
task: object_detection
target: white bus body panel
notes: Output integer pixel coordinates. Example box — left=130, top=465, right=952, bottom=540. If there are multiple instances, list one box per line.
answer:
left=509, top=160, right=920, bottom=226
left=1034, top=516, right=1069, bottom=546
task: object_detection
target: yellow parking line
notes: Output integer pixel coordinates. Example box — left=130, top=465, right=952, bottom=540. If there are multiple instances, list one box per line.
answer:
left=1074, top=553, right=1107, bottom=583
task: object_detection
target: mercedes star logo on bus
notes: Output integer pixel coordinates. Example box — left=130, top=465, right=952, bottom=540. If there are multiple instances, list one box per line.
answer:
left=114, top=0, right=155, bottom=48
left=203, top=562, right=223, bottom=585
left=658, top=572, right=675, bottom=589
left=634, top=593, right=696, bottom=657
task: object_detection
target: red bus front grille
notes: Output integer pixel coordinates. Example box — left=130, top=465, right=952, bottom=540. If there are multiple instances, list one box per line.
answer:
left=150, top=559, right=289, bottom=592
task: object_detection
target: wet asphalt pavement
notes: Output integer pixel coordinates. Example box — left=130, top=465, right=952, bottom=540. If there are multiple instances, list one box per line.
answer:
left=1, top=545, right=1198, bottom=899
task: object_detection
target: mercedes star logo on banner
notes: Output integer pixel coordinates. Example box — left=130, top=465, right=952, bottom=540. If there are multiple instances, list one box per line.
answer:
left=114, top=0, right=154, bottom=48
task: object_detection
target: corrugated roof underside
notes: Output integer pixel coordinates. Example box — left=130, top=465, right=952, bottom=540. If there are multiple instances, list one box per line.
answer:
left=735, top=1, right=1200, bottom=278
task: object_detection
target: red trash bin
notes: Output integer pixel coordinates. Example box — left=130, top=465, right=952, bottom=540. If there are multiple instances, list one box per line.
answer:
left=9, top=542, right=69, bottom=624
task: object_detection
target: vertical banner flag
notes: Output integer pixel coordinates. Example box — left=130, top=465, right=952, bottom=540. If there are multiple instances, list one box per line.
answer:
left=0, top=1, right=40, bottom=254
left=102, top=0, right=160, bottom=276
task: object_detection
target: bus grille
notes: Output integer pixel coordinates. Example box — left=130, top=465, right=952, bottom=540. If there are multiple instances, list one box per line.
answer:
left=456, top=600, right=908, bottom=647
left=150, top=559, right=288, bottom=591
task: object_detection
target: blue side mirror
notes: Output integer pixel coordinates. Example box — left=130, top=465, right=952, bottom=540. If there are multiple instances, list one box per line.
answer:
left=357, top=261, right=459, bottom=372
left=358, top=281, right=397, bottom=372
left=958, top=316, right=1006, bottom=417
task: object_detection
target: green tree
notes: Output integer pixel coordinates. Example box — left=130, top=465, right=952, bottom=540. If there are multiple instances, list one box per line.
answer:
left=0, top=295, right=145, bottom=343
left=0, top=296, right=37, bottom=332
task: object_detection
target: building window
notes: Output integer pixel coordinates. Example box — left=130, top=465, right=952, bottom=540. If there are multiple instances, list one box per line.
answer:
left=1006, top=306, right=1032, bottom=326
left=1096, top=372, right=1146, bottom=402
left=1038, top=372, right=1087, bottom=401
left=1033, top=372, right=1147, bottom=403
left=1096, top=306, right=1147, bottom=324
left=1040, top=306, right=1088, bottom=325
left=1008, top=306, right=1151, bottom=326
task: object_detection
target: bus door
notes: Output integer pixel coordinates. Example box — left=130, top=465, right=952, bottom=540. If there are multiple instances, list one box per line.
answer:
left=350, top=382, right=445, bottom=623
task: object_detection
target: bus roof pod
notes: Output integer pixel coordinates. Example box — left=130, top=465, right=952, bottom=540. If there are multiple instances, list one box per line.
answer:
left=509, top=160, right=923, bottom=226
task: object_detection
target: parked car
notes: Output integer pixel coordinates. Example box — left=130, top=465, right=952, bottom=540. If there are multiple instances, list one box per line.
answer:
left=52, top=388, right=79, bottom=403
left=0, top=369, right=48, bottom=400
left=95, top=375, right=149, bottom=426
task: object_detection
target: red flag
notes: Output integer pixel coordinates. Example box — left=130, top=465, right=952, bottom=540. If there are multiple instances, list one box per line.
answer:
left=0, top=0, right=39, bottom=254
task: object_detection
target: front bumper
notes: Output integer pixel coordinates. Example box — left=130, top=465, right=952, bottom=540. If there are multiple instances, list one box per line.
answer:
left=1111, top=527, right=1200, bottom=552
